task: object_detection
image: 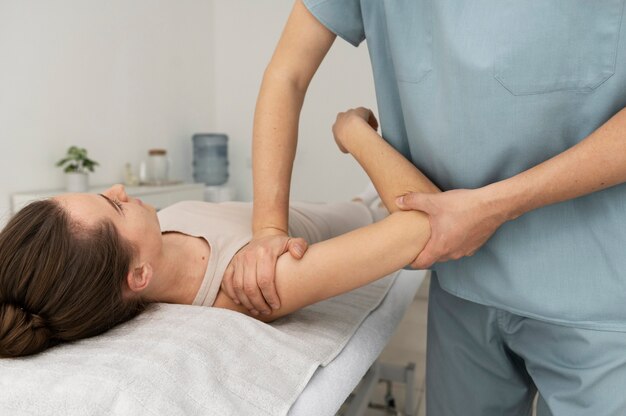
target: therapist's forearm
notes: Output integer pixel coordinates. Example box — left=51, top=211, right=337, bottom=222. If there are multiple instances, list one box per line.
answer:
left=485, top=107, right=626, bottom=220
left=252, top=72, right=306, bottom=237
left=251, top=0, right=336, bottom=238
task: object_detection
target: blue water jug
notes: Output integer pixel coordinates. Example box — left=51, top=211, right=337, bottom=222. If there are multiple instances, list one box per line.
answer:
left=192, top=133, right=229, bottom=186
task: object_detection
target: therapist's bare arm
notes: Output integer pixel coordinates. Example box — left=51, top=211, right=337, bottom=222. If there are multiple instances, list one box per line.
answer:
left=214, top=209, right=430, bottom=321
left=252, top=0, right=335, bottom=235
left=487, top=107, right=626, bottom=220
left=221, top=0, right=337, bottom=315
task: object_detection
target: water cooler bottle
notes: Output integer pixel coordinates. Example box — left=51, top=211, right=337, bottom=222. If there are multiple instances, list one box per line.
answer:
left=192, top=133, right=235, bottom=202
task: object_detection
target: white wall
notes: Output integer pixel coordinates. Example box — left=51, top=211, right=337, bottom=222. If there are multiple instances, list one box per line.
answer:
left=0, top=0, right=377, bottom=226
left=212, top=0, right=376, bottom=202
left=0, top=0, right=215, bottom=224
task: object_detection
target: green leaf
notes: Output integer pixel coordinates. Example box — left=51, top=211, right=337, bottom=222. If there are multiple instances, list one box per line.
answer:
left=59, top=146, right=98, bottom=172
left=56, top=157, right=70, bottom=167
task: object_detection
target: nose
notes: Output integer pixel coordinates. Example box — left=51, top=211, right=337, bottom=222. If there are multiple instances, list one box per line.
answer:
left=106, top=184, right=129, bottom=202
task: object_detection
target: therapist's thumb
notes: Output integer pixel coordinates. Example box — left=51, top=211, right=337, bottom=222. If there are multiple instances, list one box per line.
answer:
left=287, top=238, right=308, bottom=259
left=396, top=192, right=429, bottom=211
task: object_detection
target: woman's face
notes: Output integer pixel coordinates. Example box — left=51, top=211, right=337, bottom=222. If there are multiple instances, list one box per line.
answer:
left=54, top=184, right=162, bottom=260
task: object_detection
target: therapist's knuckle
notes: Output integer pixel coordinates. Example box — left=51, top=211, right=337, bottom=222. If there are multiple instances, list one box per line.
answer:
left=243, top=284, right=257, bottom=296
left=244, top=251, right=256, bottom=264
left=258, top=275, right=273, bottom=289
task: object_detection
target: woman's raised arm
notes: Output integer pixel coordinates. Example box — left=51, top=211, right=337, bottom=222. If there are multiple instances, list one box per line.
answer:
left=332, top=107, right=441, bottom=211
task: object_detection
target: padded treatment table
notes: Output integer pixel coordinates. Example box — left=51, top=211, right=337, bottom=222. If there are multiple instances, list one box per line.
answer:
left=289, top=269, right=426, bottom=415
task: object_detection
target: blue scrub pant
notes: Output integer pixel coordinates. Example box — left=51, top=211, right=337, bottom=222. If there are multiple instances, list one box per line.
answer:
left=426, top=274, right=626, bottom=416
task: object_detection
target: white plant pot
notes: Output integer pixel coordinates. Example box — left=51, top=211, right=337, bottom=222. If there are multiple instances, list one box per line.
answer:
left=65, top=172, right=89, bottom=192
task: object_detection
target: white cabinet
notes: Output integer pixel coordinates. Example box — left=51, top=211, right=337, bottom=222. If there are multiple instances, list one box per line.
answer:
left=11, top=183, right=206, bottom=214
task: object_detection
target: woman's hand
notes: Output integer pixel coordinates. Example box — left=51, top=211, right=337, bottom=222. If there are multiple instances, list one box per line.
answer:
left=332, top=107, right=379, bottom=153
left=396, top=187, right=510, bottom=269
left=220, top=230, right=308, bottom=316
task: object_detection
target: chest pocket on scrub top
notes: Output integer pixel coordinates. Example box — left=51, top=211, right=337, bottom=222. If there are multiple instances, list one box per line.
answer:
left=383, top=0, right=433, bottom=84
left=494, top=0, right=624, bottom=96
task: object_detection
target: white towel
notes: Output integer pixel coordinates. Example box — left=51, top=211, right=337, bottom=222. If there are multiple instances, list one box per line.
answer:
left=0, top=273, right=397, bottom=416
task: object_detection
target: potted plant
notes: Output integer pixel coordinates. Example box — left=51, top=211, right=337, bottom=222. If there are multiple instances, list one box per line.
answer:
left=56, top=146, right=99, bottom=192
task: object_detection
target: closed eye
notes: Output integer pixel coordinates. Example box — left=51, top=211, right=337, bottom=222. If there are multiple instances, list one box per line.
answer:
left=98, top=194, right=124, bottom=216
left=112, top=198, right=124, bottom=211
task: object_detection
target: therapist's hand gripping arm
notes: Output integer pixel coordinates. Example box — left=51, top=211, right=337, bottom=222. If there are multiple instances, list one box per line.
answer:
left=398, top=106, right=626, bottom=269
left=220, top=0, right=337, bottom=316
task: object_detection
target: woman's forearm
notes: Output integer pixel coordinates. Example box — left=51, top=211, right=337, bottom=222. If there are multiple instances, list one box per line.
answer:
left=214, top=210, right=430, bottom=321
left=343, top=119, right=441, bottom=212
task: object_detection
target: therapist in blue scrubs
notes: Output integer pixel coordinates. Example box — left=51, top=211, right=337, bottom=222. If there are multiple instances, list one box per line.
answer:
left=221, top=1, right=626, bottom=414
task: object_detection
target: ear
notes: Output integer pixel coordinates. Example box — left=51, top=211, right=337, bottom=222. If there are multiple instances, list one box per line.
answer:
left=126, top=263, right=153, bottom=294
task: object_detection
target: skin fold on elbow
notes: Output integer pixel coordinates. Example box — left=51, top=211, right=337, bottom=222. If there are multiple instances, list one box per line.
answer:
left=262, top=65, right=308, bottom=95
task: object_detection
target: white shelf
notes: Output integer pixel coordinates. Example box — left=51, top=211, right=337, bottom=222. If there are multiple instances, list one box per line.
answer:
left=11, top=183, right=206, bottom=214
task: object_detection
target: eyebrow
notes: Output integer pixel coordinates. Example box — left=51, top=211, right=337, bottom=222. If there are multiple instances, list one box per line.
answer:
left=98, top=194, right=123, bottom=216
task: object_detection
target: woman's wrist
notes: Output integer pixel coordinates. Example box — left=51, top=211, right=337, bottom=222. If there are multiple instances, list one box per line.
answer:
left=341, top=117, right=371, bottom=153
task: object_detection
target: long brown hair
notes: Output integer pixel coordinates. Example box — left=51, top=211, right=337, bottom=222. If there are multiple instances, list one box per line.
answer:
left=0, top=199, right=146, bottom=358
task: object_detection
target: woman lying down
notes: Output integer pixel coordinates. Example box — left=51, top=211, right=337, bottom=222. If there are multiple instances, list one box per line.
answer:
left=0, top=108, right=440, bottom=358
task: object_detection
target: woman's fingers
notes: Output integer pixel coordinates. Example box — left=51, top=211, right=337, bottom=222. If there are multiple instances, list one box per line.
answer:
left=333, top=107, right=378, bottom=153
left=353, top=107, right=378, bottom=130
left=367, top=110, right=379, bottom=131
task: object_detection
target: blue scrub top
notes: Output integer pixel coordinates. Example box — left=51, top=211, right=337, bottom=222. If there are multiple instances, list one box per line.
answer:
left=303, top=0, right=626, bottom=330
